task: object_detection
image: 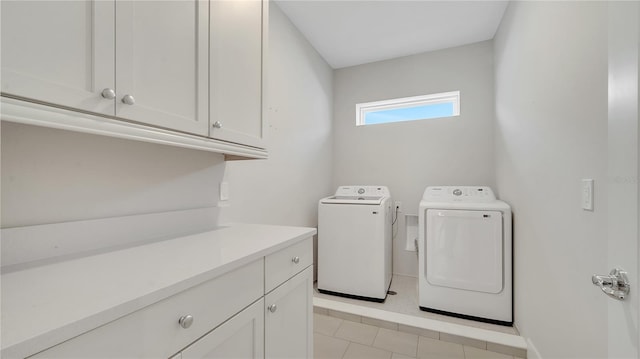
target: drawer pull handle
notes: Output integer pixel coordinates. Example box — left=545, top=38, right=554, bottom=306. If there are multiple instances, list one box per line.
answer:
left=101, top=88, right=116, bottom=99
left=121, top=94, right=135, bottom=105
left=179, top=315, right=194, bottom=329
left=292, top=256, right=300, bottom=264
left=268, top=304, right=277, bottom=313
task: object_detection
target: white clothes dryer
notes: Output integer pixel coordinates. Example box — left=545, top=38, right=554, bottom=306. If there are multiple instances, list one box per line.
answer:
left=318, top=186, right=393, bottom=302
left=418, top=186, right=512, bottom=325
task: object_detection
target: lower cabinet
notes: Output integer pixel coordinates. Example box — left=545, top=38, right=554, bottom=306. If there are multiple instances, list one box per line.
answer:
left=265, top=267, right=313, bottom=359
left=23, top=237, right=314, bottom=359
left=177, top=266, right=313, bottom=359
left=179, top=299, right=264, bottom=359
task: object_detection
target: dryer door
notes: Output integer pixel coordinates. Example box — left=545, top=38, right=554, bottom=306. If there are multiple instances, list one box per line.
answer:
left=426, top=209, right=503, bottom=294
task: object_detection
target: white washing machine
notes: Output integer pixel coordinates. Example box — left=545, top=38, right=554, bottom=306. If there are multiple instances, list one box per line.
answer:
left=318, top=186, right=393, bottom=302
left=418, top=186, right=512, bottom=325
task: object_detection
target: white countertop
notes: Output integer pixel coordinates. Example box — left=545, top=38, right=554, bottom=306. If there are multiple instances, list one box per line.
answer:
left=1, top=223, right=316, bottom=358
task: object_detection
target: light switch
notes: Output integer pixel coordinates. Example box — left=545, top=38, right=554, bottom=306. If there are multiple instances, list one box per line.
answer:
left=582, top=179, right=594, bottom=211
left=220, top=181, right=229, bottom=201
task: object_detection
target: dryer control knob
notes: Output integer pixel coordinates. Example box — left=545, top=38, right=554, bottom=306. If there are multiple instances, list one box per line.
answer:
left=358, top=188, right=365, bottom=194
left=453, top=189, right=462, bottom=196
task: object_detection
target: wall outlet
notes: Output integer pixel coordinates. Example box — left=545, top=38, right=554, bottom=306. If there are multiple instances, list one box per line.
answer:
left=219, top=181, right=230, bottom=201
left=395, top=201, right=402, bottom=213
left=582, top=179, right=593, bottom=211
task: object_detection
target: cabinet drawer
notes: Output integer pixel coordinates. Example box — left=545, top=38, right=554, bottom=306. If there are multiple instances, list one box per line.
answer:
left=265, top=238, right=312, bottom=293
left=29, top=259, right=264, bottom=359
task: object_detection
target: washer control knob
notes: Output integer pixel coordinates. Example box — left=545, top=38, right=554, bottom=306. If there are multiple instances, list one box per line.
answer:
left=358, top=188, right=365, bottom=194
left=292, top=256, right=300, bottom=264
left=453, top=189, right=462, bottom=196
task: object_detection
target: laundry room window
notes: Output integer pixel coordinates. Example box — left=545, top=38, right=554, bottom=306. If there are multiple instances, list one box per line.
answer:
left=356, top=91, right=460, bottom=126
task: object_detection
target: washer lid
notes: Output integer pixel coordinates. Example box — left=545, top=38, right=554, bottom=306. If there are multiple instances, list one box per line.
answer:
left=321, top=195, right=384, bottom=205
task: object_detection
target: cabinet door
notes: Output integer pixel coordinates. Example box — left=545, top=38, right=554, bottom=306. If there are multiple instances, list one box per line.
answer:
left=181, top=299, right=264, bottom=359
left=210, top=0, right=265, bottom=148
left=115, top=0, right=209, bottom=136
left=1, top=0, right=115, bottom=116
left=265, top=267, right=313, bottom=359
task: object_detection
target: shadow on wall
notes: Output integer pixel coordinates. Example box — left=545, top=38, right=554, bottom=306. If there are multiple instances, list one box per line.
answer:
left=222, top=2, right=333, bottom=229
left=1, top=121, right=226, bottom=228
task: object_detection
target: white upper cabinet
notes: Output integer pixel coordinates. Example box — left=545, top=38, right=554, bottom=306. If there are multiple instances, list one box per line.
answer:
left=1, top=0, right=267, bottom=154
left=115, top=1, right=209, bottom=136
left=210, top=0, right=265, bottom=148
left=2, top=0, right=210, bottom=137
left=1, top=1, right=115, bottom=116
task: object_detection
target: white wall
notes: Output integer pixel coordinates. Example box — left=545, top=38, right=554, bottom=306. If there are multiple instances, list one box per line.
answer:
left=1, top=121, right=226, bottom=228
left=332, top=41, right=495, bottom=277
left=224, top=2, right=333, bottom=228
left=494, top=2, right=608, bottom=358
left=1, top=2, right=333, bottom=270
left=223, top=2, right=333, bottom=280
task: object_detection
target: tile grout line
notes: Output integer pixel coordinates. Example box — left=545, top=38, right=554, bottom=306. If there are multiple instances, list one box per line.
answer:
left=340, top=341, right=349, bottom=359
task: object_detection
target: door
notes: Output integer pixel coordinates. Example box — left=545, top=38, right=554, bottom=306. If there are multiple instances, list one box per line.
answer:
left=0, top=0, right=114, bottom=116
left=603, top=2, right=639, bottom=358
left=209, top=0, right=264, bottom=148
left=265, top=267, right=313, bottom=359
left=425, top=209, right=503, bottom=294
left=181, top=299, right=264, bottom=359
left=115, top=0, right=209, bottom=136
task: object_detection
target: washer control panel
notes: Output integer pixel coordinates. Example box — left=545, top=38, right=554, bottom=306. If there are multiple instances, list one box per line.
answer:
left=422, top=186, right=496, bottom=202
left=335, top=186, right=390, bottom=198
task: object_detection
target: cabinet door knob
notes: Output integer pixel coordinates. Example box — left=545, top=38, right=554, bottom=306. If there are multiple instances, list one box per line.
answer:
left=268, top=304, right=277, bottom=313
left=121, top=94, right=136, bottom=105
left=179, top=314, right=194, bottom=329
left=101, top=88, right=116, bottom=100
left=212, top=121, right=222, bottom=129
left=292, top=256, right=300, bottom=264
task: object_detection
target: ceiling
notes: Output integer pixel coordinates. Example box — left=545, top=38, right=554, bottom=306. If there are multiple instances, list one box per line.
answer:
left=275, top=1, right=509, bottom=69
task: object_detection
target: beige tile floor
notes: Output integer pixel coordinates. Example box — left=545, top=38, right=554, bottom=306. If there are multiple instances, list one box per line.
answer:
left=314, top=275, right=518, bottom=335
left=314, top=313, right=524, bottom=359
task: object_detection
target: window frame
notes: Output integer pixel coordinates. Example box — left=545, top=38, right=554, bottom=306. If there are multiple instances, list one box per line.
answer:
left=355, top=91, right=460, bottom=126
